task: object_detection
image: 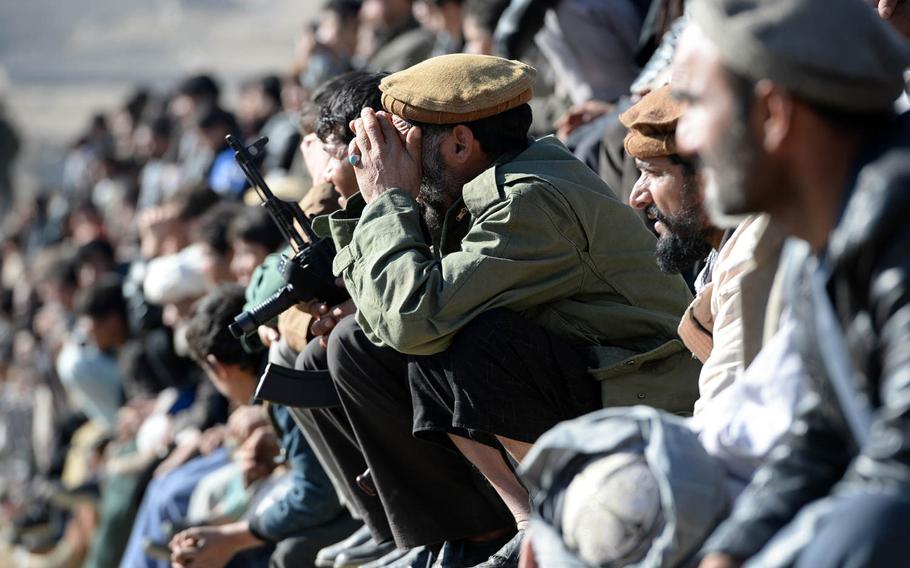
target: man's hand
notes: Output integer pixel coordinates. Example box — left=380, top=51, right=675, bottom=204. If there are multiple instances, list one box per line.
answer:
left=869, top=0, right=910, bottom=37
left=308, top=279, right=356, bottom=346
left=170, top=522, right=262, bottom=568
left=235, top=425, right=280, bottom=487
left=554, top=100, right=615, bottom=140
left=257, top=325, right=280, bottom=348
left=699, top=553, right=742, bottom=568
left=870, top=0, right=901, bottom=17
left=226, top=406, right=269, bottom=443
left=348, top=108, right=422, bottom=203
left=198, top=425, right=227, bottom=455
left=170, top=526, right=237, bottom=568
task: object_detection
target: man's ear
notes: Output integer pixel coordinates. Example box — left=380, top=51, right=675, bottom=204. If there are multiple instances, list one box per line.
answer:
left=206, top=354, right=226, bottom=379
left=449, top=125, right=478, bottom=162
left=754, top=80, right=794, bottom=155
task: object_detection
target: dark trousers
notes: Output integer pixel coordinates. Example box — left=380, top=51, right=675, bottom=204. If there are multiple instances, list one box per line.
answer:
left=301, top=309, right=600, bottom=548
left=795, top=492, right=910, bottom=568
left=298, top=317, right=514, bottom=549
left=409, top=308, right=601, bottom=447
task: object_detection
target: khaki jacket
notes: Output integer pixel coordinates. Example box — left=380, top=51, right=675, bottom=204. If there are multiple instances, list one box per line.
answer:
left=322, top=136, right=700, bottom=413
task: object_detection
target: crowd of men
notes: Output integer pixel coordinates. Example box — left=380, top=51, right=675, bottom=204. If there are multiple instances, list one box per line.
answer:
left=1, top=0, right=910, bottom=566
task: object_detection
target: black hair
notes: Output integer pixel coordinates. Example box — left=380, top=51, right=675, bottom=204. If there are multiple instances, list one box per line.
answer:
left=123, top=88, right=151, bottom=123
left=324, top=0, right=362, bottom=21
left=229, top=207, right=285, bottom=251
left=196, top=106, right=239, bottom=135
left=195, top=202, right=244, bottom=255
left=76, top=238, right=116, bottom=268
left=172, top=182, right=221, bottom=222
left=464, top=0, right=510, bottom=31
left=315, top=71, right=388, bottom=144
left=668, top=154, right=698, bottom=178
left=262, top=74, right=283, bottom=107
left=39, top=250, right=80, bottom=289
left=75, top=275, right=128, bottom=322
left=148, top=115, right=173, bottom=139
left=415, top=103, right=533, bottom=158
left=177, top=74, right=221, bottom=103
left=185, top=284, right=259, bottom=372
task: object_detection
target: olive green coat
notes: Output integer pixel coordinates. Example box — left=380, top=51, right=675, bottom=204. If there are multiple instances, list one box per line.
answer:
left=322, top=136, right=700, bottom=413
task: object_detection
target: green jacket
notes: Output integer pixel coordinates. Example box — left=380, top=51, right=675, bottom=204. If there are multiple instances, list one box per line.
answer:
left=324, top=136, right=700, bottom=412
left=240, top=249, right=289, bottom=354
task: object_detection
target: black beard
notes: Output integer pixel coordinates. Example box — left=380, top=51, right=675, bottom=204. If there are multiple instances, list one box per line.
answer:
left=417, top=142, right=461, bottom=246
left=648, top=198, right=713, bottom=275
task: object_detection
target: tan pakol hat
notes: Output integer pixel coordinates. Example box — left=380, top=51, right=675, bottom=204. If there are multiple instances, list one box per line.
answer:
left=379, top=54, right=536, bottom=125
left=619, top=85, right=684, bottom=160
left=691, top=0, right=910, bottom=113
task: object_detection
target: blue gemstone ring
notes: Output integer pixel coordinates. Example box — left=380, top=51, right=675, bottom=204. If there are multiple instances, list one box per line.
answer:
left=348, top=154, right=360, bottom=167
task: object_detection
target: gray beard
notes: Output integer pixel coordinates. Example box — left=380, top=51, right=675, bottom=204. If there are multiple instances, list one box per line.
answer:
left=418, top=144, right=461, bottom=245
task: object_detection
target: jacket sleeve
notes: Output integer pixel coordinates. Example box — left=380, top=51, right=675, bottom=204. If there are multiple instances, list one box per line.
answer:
left=843, top=200, right=910, bottom=485
left=700, top=384, right=851, bottom=560
left=247, top=405, right=342, bottom=542
left=331, top=187, right=586, bottom=356
left=700, top=248, right=853, bottom=560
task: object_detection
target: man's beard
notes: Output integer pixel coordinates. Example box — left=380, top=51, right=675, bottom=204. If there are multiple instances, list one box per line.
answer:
left=702, top=114, right=758, bottom=228
left=417, top=141, right=464, bottom=244
left=648, top=181, right=713, bottom=274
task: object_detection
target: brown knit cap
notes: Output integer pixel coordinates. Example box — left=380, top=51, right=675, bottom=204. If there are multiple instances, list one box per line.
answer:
left=618, top=86, right=684, bottom=160
left=379, top=54, right=536, bottom=125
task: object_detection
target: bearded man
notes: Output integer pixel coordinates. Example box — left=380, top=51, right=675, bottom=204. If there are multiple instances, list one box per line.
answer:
left=667, top=0, right=910, bottom=566
left=297, top=53, right=700, bottom=567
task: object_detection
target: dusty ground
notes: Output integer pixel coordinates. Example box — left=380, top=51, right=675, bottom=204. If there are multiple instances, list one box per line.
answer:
left=0, top=0, right=320, bottom=198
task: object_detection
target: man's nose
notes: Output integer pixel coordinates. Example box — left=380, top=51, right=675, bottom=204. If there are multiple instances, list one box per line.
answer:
left=629, top=181, right=652, bottom=209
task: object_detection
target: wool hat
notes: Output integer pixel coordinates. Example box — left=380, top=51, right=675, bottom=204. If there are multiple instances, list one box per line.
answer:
left=143, top=245, right=208, bottom=306
left=619, top=86, right=684, bottom=159
left=379, top=54, right=536, bottom=124
left=690, top=0, right=910, bottom=113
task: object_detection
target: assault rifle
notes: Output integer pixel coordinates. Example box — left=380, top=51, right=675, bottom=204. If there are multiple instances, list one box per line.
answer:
left=225, top=134, right=348, bottom=340
left=224, top=134, right=344, bottom=408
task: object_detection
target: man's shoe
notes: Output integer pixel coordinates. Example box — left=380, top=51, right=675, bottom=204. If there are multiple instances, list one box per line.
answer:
left=334, top=539, right=396, bottom=567
left=388, top=546, right=433, bottom=568
left=361, top=547, right=408, bottom=568
left=316, top=524, right=372, bottom=567
left=431, top=531, right=516, bottom=568
left=470, top=531, right=524, bottom=568
left=363, top=546, right=432, bottom=568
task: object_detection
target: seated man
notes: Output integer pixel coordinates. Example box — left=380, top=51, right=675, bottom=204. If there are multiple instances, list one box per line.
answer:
left=300, top=53, right=700, bottom=567
left=56, top=276, right=129, bottom=431
left=516, top=85, right=800, bottom=568
left=168, top=285, right=356, bottom=568
left=668, top=0, right=910, bottom=566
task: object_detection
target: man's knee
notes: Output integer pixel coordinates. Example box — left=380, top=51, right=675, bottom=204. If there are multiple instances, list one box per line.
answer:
left=325, top=315, right=364, bottom=379
left=296, top=336, right=328, bottom=371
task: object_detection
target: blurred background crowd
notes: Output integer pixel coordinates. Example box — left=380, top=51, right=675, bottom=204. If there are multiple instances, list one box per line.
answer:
left=0, top=0, right=712, bottom=566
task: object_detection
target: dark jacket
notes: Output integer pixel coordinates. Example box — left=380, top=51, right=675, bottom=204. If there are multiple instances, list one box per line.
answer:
left=703, top=112, right=910, bottom=561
